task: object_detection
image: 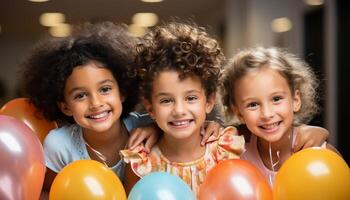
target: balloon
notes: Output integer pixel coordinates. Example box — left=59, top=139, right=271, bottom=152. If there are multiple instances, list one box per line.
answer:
left=0, top=98, right=57, bottom=143
left=274, top=148, right=350, bottom=200
left=128, top=172, right=196, bottom=200
left=0, top=115, right=45, bottom=200
left=199, top=159, right=272, bottom=200
left=50, top=160, right=126, bottom=200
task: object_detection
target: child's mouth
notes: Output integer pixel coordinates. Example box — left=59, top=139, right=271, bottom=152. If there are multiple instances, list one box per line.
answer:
left=259, top=121, right=281, bottom=131
left=87, top=110, right=111, bottom=120
left=169, top=119, right=193, bottom=127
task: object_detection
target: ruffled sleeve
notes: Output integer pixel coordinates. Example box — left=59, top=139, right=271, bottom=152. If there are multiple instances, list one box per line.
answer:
left=120, top=146, right=153, bottom=178
left=208, top=126, right=246, bottom=161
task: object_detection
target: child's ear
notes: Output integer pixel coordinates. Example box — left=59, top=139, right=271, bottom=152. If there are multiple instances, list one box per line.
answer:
left=205, top=93, right=216, bottom=114
left=293, top=89, right=302, bottom=112
left=231, top=104, right=245, bottom=124
left=143, top=98, right=155, bottom=119
left=58, top=101, right=73, bottom=116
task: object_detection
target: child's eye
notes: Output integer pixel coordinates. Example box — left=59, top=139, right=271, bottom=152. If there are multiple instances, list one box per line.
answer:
left=100, top=86, right=112, bottom=94
left=247, top=102, right=258, bottom=109
left=272, top=96, right=283, bottom=102
left=74, top=93, right=87, bottom=100
left=186, top=95, right=198, bottom=102
left=160, top=98, right=172, bottom=104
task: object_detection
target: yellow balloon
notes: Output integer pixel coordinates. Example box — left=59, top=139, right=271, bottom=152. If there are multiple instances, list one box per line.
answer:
left=49, top=160, right=127, bottom=200
left=274, top=148, right=350, bottom=200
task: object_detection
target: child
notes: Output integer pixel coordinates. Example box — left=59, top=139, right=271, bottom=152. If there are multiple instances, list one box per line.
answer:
left=21, top=21, right=221, bottom=197
left=221, top=47, right=338, bottom=187
left=121, top=21, right=246, bottom=196
left=20, top=22, right=160, bottom=193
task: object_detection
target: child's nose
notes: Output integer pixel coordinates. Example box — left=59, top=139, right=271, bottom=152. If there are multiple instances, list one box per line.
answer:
left=172, top=102, right=186, bottom=116
left=260, top=104, right=274, bottom=119
left=89, top=94, right=103, bottom=109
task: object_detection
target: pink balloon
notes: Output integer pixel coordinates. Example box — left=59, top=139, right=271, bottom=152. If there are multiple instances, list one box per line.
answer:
left=0, top=115, right=45, bottom=200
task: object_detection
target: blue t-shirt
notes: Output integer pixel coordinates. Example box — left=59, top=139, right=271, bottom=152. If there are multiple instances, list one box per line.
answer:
left=43, top=112, right=153, bottom=181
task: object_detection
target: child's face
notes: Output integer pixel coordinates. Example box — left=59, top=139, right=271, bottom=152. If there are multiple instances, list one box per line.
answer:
left=233, top=67, right=301, bottom=143
left=144, top=70, right=215, bottom=140
left=58, top=61, right=124, bottom=133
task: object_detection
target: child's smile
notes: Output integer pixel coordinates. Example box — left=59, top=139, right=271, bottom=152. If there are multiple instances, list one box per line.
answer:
left=234, top=67, right=301, bottom=143
left=145, top=70, right=215, bottom=140
left=59, top=61, right=124, bottom=134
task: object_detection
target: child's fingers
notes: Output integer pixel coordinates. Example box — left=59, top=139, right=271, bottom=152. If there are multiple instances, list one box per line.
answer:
left=144, top=134, right=157, bottom=153
left=127, top=128, right=146, bottom=150
left=201, top=121, right=221, bottom=146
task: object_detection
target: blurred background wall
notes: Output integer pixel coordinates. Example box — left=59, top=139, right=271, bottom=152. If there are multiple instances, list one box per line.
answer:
left=0, top=0, right=348, bottom=163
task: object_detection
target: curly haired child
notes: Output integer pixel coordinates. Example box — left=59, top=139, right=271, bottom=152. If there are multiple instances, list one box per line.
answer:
left=21, top=22, right=160, bottom=193
left=221, top=46, right=338, bottom=186
left=121, top=21, right=246, bottom=196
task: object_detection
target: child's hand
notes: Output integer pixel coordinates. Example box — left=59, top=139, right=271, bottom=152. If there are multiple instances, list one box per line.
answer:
left=293, top=125, right=329, bottom=152
left=127, top=123, right=161, bottom=153
left=200, top=121, right=222, bottom=146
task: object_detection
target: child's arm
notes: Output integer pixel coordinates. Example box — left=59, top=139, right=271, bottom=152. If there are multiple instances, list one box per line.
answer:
left=39, top=168, right=57, bottom=200
left=293, top=125, right=329, bottom=152
left=42, top=168, right=57, bottom=191
left=123, top=164, right=140, bottom=195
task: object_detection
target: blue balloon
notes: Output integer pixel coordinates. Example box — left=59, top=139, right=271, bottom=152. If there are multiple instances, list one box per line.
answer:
left=128, top=172, right=195, bottom=200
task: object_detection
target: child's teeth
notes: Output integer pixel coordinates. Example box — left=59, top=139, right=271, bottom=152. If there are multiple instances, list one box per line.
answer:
left=262, top=122, right=278, bottom=129
left=90, top=112, right=108, bottom=119
left=173, top=120, right=189, bottom=125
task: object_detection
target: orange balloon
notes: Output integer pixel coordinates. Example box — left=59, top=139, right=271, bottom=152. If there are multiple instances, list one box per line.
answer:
left=0, top=98, right=57, bottom=143
left=199, top=159, right=272, bottom=200
left=49, top=160, right=127, bottom=200
left=274, top=148, right=350, bottom=200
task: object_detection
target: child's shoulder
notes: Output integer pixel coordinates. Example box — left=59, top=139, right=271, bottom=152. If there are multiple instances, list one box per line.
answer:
left=43, top=124, right=82, bottom=148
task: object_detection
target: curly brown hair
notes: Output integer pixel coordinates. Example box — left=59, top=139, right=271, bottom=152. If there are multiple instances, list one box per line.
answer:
left=221, top=47, right=319, bottom=125
left=136, top=21, right=224, bottom=100
left=21, top=21, right=140, bottom=124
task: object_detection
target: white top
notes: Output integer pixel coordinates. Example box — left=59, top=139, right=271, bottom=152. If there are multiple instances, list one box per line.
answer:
left=240, top=131, right=327, bottom=187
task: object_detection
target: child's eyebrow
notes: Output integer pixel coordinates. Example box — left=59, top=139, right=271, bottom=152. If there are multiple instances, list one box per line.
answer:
left=66, top=79, right=116, bottom=95
left=154, top=89, right=202, bottom=98
left=98, top=79, right=116, bottom=85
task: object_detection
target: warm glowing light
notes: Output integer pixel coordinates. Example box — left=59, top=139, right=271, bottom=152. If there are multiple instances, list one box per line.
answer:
left=49, top=23, right=71, bottom=37
left=304, top=0, right=324, bottom=6
left=39, top=12, right=65, bottom=27
left=128, top=24, right=148, bottom=37
left=271, top=17, right=292, bottom=33
left=132, top=12, right=159, bottom=27
left=28, top=0, right=49, bottom=2
left=141, top=0, right=163, bottom=2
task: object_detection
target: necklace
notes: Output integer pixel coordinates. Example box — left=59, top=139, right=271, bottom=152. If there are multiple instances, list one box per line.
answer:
left=267, top=128, right=294, bottom=185
left=84, top=139, right=108, bottom=167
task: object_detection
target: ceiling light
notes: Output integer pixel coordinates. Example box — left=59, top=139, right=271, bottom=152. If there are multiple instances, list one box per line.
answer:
left=28, top=0, right=49, bottom=2
left=271, top=17, right=292, bottom=33
left=304, top=0, right=324, bottom=6
left=49, top=23, right=71, bottom=37
left=141, top=0, right=163, bottom=2
left=39, top=12, right=65, bottom=27
left=128, top=24, right=148, bottom=37
left=132, top=13, right=158, bottom=27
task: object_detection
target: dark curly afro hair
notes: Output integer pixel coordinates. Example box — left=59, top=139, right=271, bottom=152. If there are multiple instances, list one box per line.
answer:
left=21, top=21, right=140, bottom=124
